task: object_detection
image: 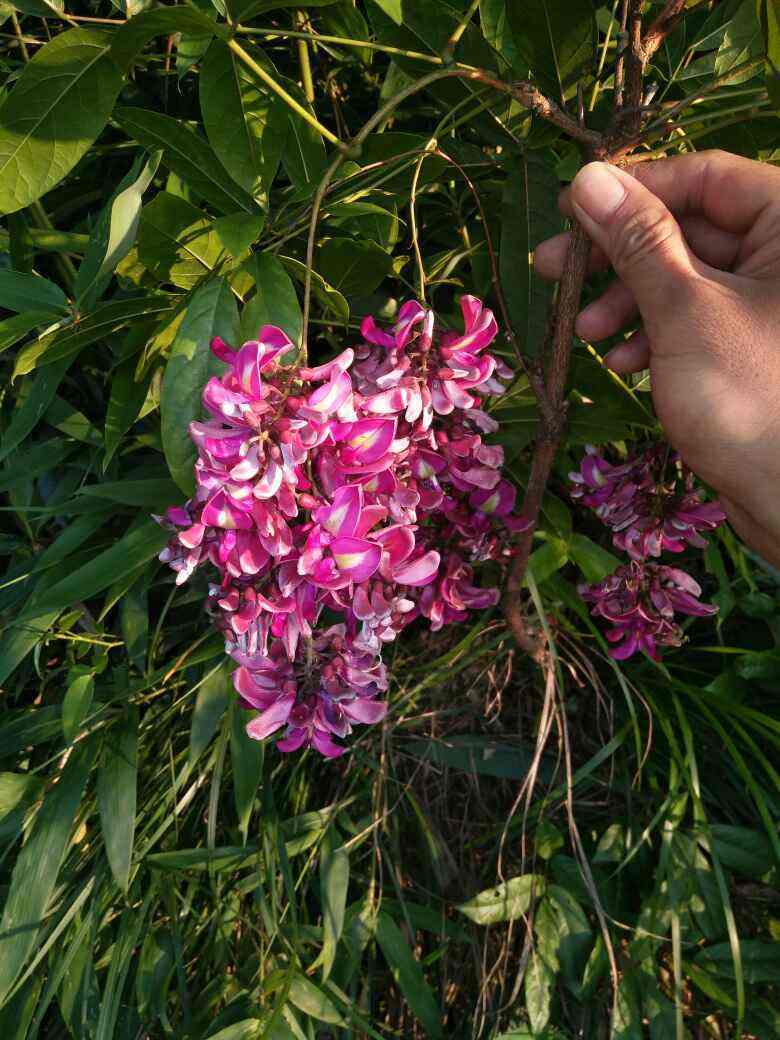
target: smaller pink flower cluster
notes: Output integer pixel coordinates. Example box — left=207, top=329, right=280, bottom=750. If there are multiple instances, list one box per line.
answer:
left=570, top=445, right=725, bottom=660
left=157, top=297, right=525, bottom=757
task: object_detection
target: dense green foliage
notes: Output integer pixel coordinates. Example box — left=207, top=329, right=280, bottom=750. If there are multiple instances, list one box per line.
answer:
left=0, top=1, right=779, bottom=1037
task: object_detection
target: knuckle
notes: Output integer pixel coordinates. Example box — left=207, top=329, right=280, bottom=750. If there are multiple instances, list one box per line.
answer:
left=612, top=205, right=678, bottom=273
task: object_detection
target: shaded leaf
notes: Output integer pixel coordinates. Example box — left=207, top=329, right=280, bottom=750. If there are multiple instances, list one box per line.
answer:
left=500, top=153, right=564, bottom=358
left=240, top=252, right=302, bottom=345
left=0, top=29, right=123, bottom=215
left=62, top=671, right=94, bottom=743
left=161, top=276, right=239, bottom=494
left=0, top=271, right=68, bottom=315
left=115, top=107, right=258, bottom=216
left=98, top=707, right=138, bottom=892
left=318, top=237, right=393, bottom=297
left=0, top=739, right=97, bottom=1005
left=506, top=0, right=594, bottom=97
left=200, top=38, right=282, bottom=198
left=319, top=831, right=349, bottom=981
left=375, top=912, right=442, bottom=1038
left=230, top=701, right=264, bottom=844
left=189, top=662, right=232, bottom=767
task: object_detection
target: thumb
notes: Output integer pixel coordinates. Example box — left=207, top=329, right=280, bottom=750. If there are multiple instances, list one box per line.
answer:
left=569, top=162, right=698, bottom=320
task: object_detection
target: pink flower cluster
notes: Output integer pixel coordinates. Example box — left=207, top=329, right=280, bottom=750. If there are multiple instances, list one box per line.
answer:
left=571, top=445, right=725, bottom=660
left=157, top=297, right=525, bottom=757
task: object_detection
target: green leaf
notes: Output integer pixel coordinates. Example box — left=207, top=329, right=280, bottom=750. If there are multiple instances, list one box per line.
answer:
left=135, top=931, right=176, bottom=1022
left=322, top=1, right=373, bottom=63
left=62, top=671, right=94, bottom=743
left=696, top=940, right=780, bottom=984
left=526, top=538, right=568, bottom=586
left=161, top=276, right=239, bottom=494
left=19, top=519, right=168, bottom=621
left=78, top=478, right=181, bottom=508
left=318, top=237, right=393, bottom=297
left=0, top=271, right=69, bottom=315
left=280, top=255, right=349, bottom=323
left=404, top=734, right=547, bottom=781
left=480, top=0, right=523, bottom=70
left=115, top=108, right=258, bottom=216
left=524, top=949, right=554, bottom=1034
left=109, top=5, right=224, bottom=71
left=200, top=38, right=282, bottom=199
left=0, top=356, right=71, bottom=462
left=148, top=845, right=258, bottom=872
left=375, top=912, right=443, bottom=1038
left=205, top=1022, right=262, bottom=1040
left=0, top=739, right=97, bottom=1005
left=506, top=0, right=594, bottom=97
left=103, top=357, right=154, bottom=469
left=710, top=824, right=775, bottom=877
left=569, top=533, right=621, bottom=583
left=0, top=312, right=51, bottom=355
left=240, top=252, right=302, bottom=345
left=761, top=0, right=780, bottom=107
left=13, top=295, right=176, bottom=378
left=715, top=1, right=764, bottom=81
left=189, top=663, right=232, bottom=767
left=270, top=86, right=327, bottom=190
left=457, top=874, right=546, bottom=925
left=500, top=153, right=564, bottom=358
left=214, top=212, right=266, bottom=260
left=120, top=573, right=148, bottom=670
left=231, top=0, right=337, bottom=20
left=74, top=150, right=161, bottom=309
left=0, top=28, right=123, bottom=215
left=98, top=707, right=138, bottom=892
left=230, top=702, right=264, bottom=844
left=535, top=820, right=564, bottom=861
left=319, top=831, right=349, bottom=981
left=0, top=772, right=44, bottom=821
left=136, top=192, right=223, bottom=289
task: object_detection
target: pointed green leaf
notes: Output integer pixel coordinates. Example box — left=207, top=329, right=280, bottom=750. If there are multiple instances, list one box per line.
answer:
left=240, top=252, right=301, bottom=345
left=287, top=975, right=345, bottom=1026
left=500, top=153, right=564, bottom=358
left=161, top=277, right=239, bottom=494
left=230, top=701, right=264, bottom=844
left=375, top=912, right=443, bottom=1038
left=115, top=107, right=258, bottom=216
left=506, top=0, right=594, bottom=97
left=319, top=831, right=349, bottom=981
left=0, top=29, right=123, bottom=215
left=0, top=271, right=68, bottom=316
left=62, top=672, right=95, bottom=743
left=0, top=739, right=97, bottom=1005
left=98, top=707, right=138, bottom=892
left=74, top=150, right=161, bottom=309
left=200, top=38, right=282, bottom=198
left=317, top=237, right=393, bottom=297
left=189, top=662, right=232, bottom=767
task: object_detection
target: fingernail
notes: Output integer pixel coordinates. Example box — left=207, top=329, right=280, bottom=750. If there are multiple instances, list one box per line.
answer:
left=572, top=163, right=627, bottom=224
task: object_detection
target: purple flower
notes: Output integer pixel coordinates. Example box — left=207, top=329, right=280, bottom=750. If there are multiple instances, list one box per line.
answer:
left=570, top=445, right=726, bottom=561
left=580, top=561, right=718, bottom=661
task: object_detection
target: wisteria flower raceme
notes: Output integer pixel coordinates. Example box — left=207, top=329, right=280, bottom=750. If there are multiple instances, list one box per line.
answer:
left=156, top=299, right=524, bottom=756
left=579, top=562, right=718, bottom=661
left=571, top=444, right=725, bottom=659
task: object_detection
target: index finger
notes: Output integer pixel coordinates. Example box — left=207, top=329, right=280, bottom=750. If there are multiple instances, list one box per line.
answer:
left=558, top=150, right=780, bottom=235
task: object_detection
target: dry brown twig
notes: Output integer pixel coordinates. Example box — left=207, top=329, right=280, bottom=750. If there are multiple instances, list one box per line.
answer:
left=502, top=0, right=693, bottom=656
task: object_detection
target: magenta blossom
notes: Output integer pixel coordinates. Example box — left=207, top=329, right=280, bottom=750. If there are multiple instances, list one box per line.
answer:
left=570, top=445, right=726, bottom=561
left=580, top=561, right=718, bottom=661
left=156, top=297, right=523, bottom=757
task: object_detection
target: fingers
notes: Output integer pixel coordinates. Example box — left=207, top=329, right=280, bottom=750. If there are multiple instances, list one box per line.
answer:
left=603, top=330, right=651, bottom=374
left=533, top=233, right=609, bottom=280
left=576, top=280, right=637, bottom=341
left=535, top=216, right=741, bottom=280
left=567, top=162, right=698, bottom=322
left=561, top=150, right=780, bottom=236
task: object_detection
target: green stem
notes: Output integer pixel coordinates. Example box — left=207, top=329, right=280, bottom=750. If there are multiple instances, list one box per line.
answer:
left=30, top=201, right=77, bottom=290
left=294, top=11, right=315, bottom=103
left=442, top=0, right=481, bottom=60
left=236, top=25, right=443, bottom=65
left=226, top=37, right=345, bottom=150
left=0, top=228, right=89, bottom=254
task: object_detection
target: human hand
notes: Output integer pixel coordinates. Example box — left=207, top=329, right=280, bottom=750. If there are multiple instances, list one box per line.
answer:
left=534, top=150, right=780, bottom=568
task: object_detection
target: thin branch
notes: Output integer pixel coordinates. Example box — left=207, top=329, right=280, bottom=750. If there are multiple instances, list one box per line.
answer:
left=641, top=0, right=687, bottom=64
left=504, top=223, right=592, bottom=656
left=442, top=0, right=481, bottom=62
left=227, top=37, right=346, bottom=150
